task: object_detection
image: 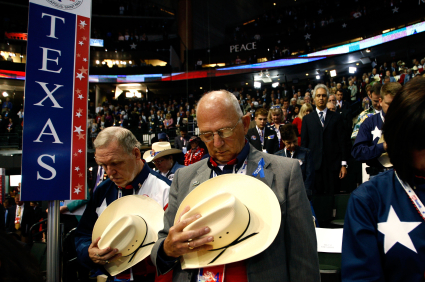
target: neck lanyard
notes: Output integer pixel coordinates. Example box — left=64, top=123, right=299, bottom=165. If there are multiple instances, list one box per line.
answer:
left=212, top=158, right=248, bottom=178
left=396, top=172, right=425, bottom=221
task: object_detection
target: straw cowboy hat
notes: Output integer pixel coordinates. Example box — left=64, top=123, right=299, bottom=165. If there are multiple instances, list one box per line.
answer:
left=175, top=174, right=281, bottom=269
left=144, top=142, right=182, bottom=163
left=92, top=195, right=164, bottom=276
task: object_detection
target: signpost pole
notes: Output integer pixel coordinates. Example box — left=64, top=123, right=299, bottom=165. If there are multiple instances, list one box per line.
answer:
left=47, top=200, right=60, bottom=282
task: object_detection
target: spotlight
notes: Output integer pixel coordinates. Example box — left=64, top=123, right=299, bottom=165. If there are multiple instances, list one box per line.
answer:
left=272, top=82, right=279, bottom=88
left=2, top=92, right=8, bottom=97
left=349, top=67, right=357, bottom=74
left=306, top=73, right=309, bottom=76
left=254, top=81, right=262, bottom=89
left=330, top=70, right=337, bottom=77
left=366, top=48, right=371, bottom=53
left=316, top=75, right=320, bottom=80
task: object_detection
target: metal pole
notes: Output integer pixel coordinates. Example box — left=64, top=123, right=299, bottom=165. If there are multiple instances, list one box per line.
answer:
left=47, top=200, right=60, bottom=282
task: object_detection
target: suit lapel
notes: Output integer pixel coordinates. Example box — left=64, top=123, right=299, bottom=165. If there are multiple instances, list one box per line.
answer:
left=246, top=146, right=274, bottom=188
left=323, top=110, right=333, bottom=130
left=190, top=164, right=212, bottom=193
left=312, top=110, right=323, bottom=129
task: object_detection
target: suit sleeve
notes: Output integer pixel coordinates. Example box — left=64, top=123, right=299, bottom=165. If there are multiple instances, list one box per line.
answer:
left=286, top=160, right=320, bottom=281
left=341, top=187, right=385, bottom=281
left=351, top=118, right=385, bottom=162
left=151, top=168, right=182, bottom=275
left=301, top=117, right=309, bottom=148
left=304, top=149, right=315, bottom=196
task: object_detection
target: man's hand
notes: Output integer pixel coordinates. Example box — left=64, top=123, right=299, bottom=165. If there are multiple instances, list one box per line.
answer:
left=60, top=206, right=69, bottom=214
left=383, top=142, right=388, bottom=151
left=88, top=237, right=121, bottom=265
left=339, top=166, right=348, bottom=179
left=163, top=206, right=213, bottom=258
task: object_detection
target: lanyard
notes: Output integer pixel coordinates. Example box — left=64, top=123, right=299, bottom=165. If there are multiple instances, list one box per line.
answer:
left=212, top=159, right=248, bottom=178
left=396, top=172, right=425, bottom=221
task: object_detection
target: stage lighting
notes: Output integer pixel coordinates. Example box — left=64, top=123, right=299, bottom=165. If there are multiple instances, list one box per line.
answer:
left=254, top=81, right=262, bottom=89
left=272, top=82, right=279, bottom=88
left=330, top=70, right=337, bottom=77
left=316, top=75, right=320, bottom=80
left=349, top=67, right=357, bottom=73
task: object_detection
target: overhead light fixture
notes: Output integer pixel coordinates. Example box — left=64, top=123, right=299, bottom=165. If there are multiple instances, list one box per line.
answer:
left=2, top=92, right=8, bottom=97
left=356, top=63, right=360, bottom=65
left=272, top=82, right=279, bottom=88
left=273, top=3, right=276, bottom=5
left=366, top=48, right=371, bottom=53
left=349, top=67, right=357, bottom=73
left=254, top=81, right=262, bottom=89
left=316, top=75, right=320, bottom=80
left=200, top=87, right=203, bottom=89
left=96, top=60, right=100, bottom=64
left=306, top=73, right=309, bottom=76
left=330, top=70, right=337, bottom=77
left=245, top=83, right=248, bottom=85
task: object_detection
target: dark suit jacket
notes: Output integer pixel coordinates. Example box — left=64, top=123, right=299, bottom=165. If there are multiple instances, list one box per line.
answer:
left=301, top=109, right=347, bottom=171
left=275, top=146, right=315, bottom=196
left=173, top=135, right=191, bottom=150
left=336, top=101, right=349, bottom=113
left=6, top=203, right=34, bottom=236
left=246, top=126, right=279, bottom=154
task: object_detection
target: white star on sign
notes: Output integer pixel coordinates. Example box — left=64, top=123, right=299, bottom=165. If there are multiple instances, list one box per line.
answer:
left=392, top=7, right=399, bottom=13
left=78, top=41, right=84, bottom=46
left=78, top=94, right=84, bottom=100
left=76, top=112, right=82, bottom=118
left=318, top=9, right=323, bottom=14
left=78, top=149, right=82, bottom=153
left=74, top=126, right=84, bottom=134
left=79, top=20, right=87, bottom=27
left=74, top=187, right=81, bottom=194
left=83, top=58, right=87, bottom=62
left=75, top=166, right=80, bottom=172
left=76, top=72, right=85, bottom=80
left=342, top=23, right=347, bottom=28
left=378, top=206, right=421, bottom=254
left=130, top=43, right=137, bottom=49
left=304, top=33, right=311, bottom=40
left=371, top=126, right=382, bottom=141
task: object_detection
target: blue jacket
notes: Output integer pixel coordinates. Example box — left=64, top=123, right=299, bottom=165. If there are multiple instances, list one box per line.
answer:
left=74, top=164, right=171, bottom=271
left=351, top=111, right=386, bottom=168
left=342, top=171, right=425, bottom=281
left=275, top=146, right=315, bottom=196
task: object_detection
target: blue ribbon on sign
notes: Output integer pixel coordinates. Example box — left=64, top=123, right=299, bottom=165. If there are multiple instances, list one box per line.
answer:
left=252, top=158, right=265, bottom=178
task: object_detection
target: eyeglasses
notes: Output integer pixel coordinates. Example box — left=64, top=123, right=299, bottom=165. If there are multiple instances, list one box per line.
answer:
left=199, top=118, right=241, bottom=142
left=152, top=158, right=167, bottom=165
left=270, top=105, right=281, bottom=109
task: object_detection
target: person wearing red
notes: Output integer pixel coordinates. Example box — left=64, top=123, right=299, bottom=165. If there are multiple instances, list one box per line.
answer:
left=184, top=136, right=206, bottom=166
left=292, top=103, right=313, bottom=146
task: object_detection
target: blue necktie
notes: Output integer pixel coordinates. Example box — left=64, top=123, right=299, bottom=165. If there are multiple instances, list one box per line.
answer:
left=319, top=111, right=325, bottom=126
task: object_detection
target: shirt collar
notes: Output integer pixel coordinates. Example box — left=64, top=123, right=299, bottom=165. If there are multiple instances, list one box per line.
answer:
left=316, top=107, right=328, bottom=116
left=208, top=139, right=250, bottom=170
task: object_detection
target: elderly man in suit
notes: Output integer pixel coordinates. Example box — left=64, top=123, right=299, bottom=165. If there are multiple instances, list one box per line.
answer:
left=152, top=90, right=319, bottom=282
left=246, top=108, right=279, bottom=154
left=301, top=84, right=348, bottom=197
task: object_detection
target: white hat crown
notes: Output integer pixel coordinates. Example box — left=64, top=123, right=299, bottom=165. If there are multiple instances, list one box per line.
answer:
left=182, top=192, right=250, bottom=250
left=98, top=214, right=147, bottom=257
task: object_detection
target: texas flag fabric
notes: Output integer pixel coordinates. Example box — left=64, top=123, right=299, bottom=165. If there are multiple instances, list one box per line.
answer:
left=21, top=0, right=91, bottom=201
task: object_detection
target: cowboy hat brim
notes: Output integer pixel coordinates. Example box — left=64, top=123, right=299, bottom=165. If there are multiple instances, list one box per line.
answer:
left=174, top=174, right=281, bottom=269
left=92, top=195, right=164, bottom=276
left=147, top=148, right=183, bottom=162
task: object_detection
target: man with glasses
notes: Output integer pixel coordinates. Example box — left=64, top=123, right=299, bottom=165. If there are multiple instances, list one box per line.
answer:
left=152, top=90, right=320, bottom=282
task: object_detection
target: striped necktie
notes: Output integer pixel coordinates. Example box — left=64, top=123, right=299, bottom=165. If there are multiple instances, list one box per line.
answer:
left=319, top=111, right=325, bottom=127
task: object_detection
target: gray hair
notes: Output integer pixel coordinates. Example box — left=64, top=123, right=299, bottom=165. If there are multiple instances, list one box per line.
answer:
left=197, top=90, right=243, bottom=118
left=312, top=84, right=330, bottom=98
left=94, top=127, right=141, bottom=155
left=290, top=98, right=297, bottom=102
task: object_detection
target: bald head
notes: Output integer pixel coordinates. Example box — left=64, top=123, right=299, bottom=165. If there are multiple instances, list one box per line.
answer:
left=197, top=90, right=250, bottom=164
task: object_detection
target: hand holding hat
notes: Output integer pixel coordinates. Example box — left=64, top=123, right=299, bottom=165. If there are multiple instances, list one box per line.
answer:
left=162, top=205, right=214, bottom=258
left=88, top=237, right=121, bottom=266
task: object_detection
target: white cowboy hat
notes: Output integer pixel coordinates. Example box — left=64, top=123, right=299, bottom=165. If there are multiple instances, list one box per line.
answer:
left=175, top=174, right=281, bottom=269
left=92, top=195, right=164, bottom=276
left=144, top=142, right=182, bottom=162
